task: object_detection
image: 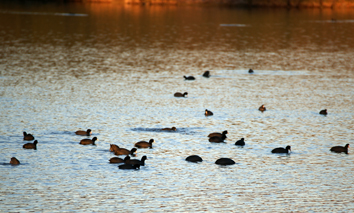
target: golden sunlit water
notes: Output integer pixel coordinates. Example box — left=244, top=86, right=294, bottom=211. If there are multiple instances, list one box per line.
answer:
left=0, top=1, right=354, bottom=212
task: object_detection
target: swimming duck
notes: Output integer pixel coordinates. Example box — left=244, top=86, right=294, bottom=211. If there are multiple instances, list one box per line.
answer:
left=10, top=157, right=20, bottom=165
left=118, top=164, right=140, bottom=170
left=259, top=105, right=266, bottom=112
left=319, top=109, right=327, bottom=115
left=114, top=148, right=137, bottom=156
left=23, top=140, right=38, bottom=150
left=271, top=145, right=291, bottom=154
left=185, top=155, right=203, bottom=163
left=205, top=109, right=213, bottom=116
left=174, top=92, right=188, bottom=97
left=235, top=138, right=245, bottom=146
left=202, top=71, right=210, bottom=78
left=79, top=137, right=98, bottom=145
left=248, top=69, right=254, bottom=73
left=162, top=127, right=177, bottom=131
left=23, top=132, right=34, bottom=141
left=109, top=157, right=125, bottom=164
left=330, top=144, right=349, bottom=154
left=208, top=130, right=228, bottom=138
left=135, top=139, right=154, bottom=148
left=125, top=155, right=147, bottom=166
left=184, top=76, right=195, bottom=80
left=215, top=158, right=235, bottom=165
left=209, top=135, right=227, bottom=143
left=110, top=144, right=120, bottom=152
left=75, top=129, right=91, bottom=136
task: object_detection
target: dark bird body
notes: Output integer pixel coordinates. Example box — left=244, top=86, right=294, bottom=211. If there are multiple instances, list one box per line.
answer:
left=79, top=137, right=98, bottom=145
left=215, top=158, right=235, bottom=165
left=135, top=139, right=154, bottom=148
left=248, top=69, right=254, bottom=73
left=319, top=109, right=328, bottom=115
left=23, top=140, right=38, bottom=150
left=259, top=105, right=266, bottom=112
left=209, top=135, right=227, bottom=143
left=205, top=109, right=213, bottom=116
left=162, top=127, right=177, bottom=131
left=114, top=148, right=137, bottom=156
left=208, top=130, right=228, bottom=138
left=186, top=155, right=203, bottom=163
left=125, top=156, right=147, bottom=166
left=75, top=129, right=91, bottom=136
left=235, top=138, right=245, bottom=146
left=174, top=92, right=188, bottom=97
left=271, top=146, right=291, bottom=154
left=184, top=76, right=195, bottom=80
left=10, top=157, right=20, bottom=165
left=330, top=144, right=349, bottom=154
left=23, top=132, right=34, bottom=141
left=109, top=157, right=124, bottom=164
left=110, top=144, right=120, bottom=152
left=118, top=164, right=140, bottom=170
left=202, top=71, right=210, bottom=78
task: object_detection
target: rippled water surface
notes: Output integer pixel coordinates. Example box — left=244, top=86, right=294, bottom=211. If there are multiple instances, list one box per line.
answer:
left=1, top=1, right=354, bottom=212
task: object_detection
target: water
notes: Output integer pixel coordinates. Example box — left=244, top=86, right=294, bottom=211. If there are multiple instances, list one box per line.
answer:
left=1, top=1, right=354, bottom=212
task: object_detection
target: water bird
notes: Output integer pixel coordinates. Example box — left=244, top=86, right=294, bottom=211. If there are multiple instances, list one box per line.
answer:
left=174, top=92, right=188, bottom=97
left=109, top=157, right=125, bottom=164
left=330, top=144, right=349, bottom=154
left=10, top=157, right=20, bottom=165
left=162, top=127, right=177, bottom=131
left=23, top=140, right=38, bottom=150
left=114, top=148, right=137, bottom=156
left=23, top=132, right=34, bottom=141
left=110, top=144, right=120, bottom=152
left=271, top=145, right=291, bottom=154
left=125, top=155, right=147, bottom=166
left=75, top=129, right=91, bottom=136
left=202, top=71, right=210, bottom=78
left=118, top=164, right=140, bottom=170
left=215, top=158, right=235, bottom=165
left=79, top=137, right=98, bottom=145
left=209, top=135, right=227, bottom=143
left=135, top=139, right=154, bottom=148
left=184, top=76, right=195, bottom=80
left=319, top=109, right=327, bottom=115
left=185, top=155, right=203, bottom=163
left=259, top=104, right=266, bottom=112
left=235, top=138, right=245, bottom=146
left=205, top=109, right=213, bottom=116
left=248, top=69, right=254, bottom=73
left=208, top=130, right=228, bottom=138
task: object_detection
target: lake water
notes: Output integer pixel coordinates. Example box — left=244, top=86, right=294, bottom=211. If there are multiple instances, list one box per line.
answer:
left=1, top=1, right=354, bottom=212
